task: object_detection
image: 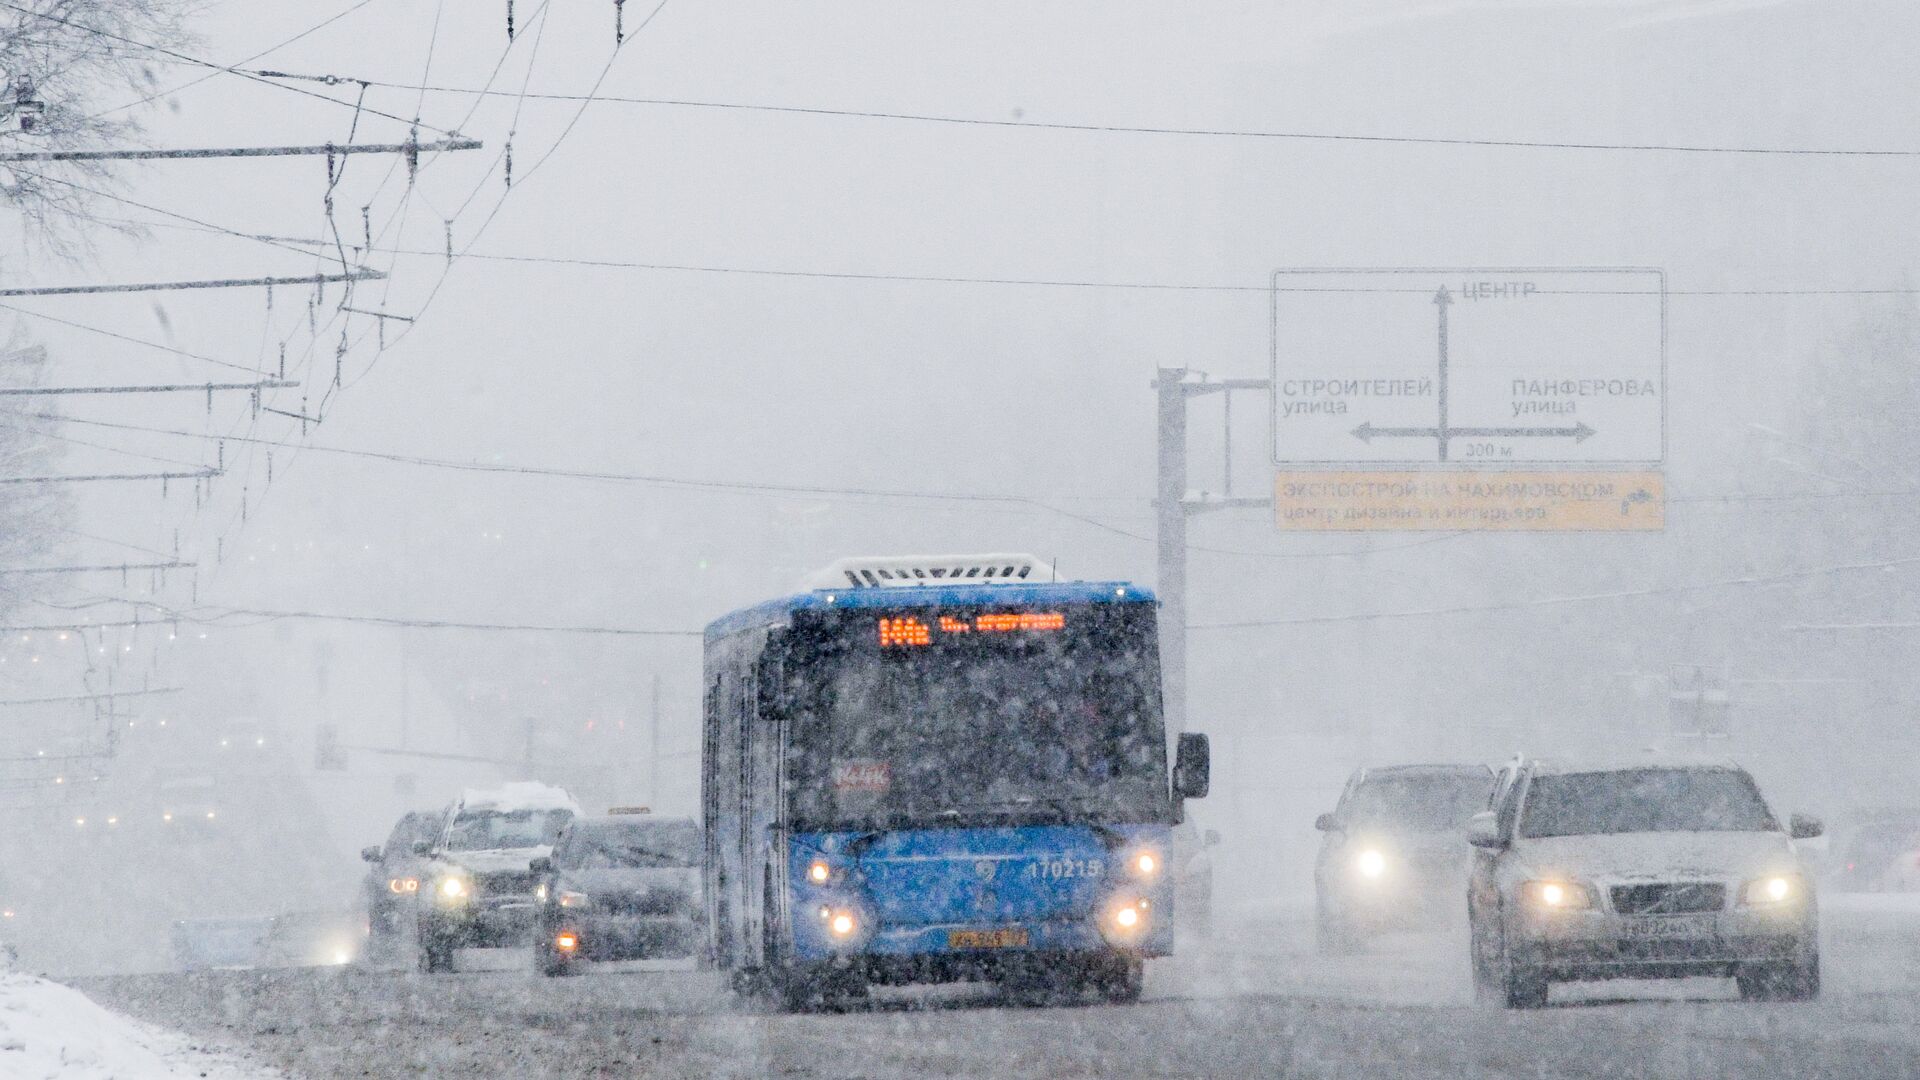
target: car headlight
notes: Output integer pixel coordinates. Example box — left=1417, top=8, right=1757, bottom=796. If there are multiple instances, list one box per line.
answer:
left=557, top=890, right=590, bottom=909
left=389, top=877, right=419, bottom=894
left=1354, top=849, right=1386, bottom=879
left=436, top=876, right=469, bottom=902
left=1519, top=880, right=1595, bottom=910
left=1741, top=875, right=1801, bottom=906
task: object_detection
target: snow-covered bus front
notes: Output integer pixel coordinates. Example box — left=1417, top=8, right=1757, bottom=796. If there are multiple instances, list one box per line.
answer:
left=703, top=555, right=1210, bottom=1009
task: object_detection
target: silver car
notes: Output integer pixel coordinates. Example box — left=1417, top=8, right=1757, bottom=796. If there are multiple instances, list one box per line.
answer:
left=1468, top=757, right=1822, bottom=1008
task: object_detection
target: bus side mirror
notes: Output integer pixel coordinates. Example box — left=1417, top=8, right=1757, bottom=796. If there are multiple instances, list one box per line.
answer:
left=1173, top=733, right=1210, bottom=800
left=1313, top=813, right=1337, bottom=833
left=529, top=856, right=553, bottom=873
left=360, top=846, right=381, bottom=863
left=1466, top=811, right=1505, bottom=850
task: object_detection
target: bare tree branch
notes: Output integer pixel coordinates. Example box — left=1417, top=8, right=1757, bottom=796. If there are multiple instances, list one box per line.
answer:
left=0, top=0, right=198, bottom=251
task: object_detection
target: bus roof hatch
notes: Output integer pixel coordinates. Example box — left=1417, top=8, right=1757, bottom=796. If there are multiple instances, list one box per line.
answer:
left=807, top=553, right=1058, bottom=591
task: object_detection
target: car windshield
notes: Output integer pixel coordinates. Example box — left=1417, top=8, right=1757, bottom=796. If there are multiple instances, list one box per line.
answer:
left=1520, top=768, right=1777, bottom=838
left=1342, top=772, right=1493, bottom=832
left=788, top=605, right=1169, bottom=828
left=444, top=808, right=573, bottom=851
left=384, top=815, right=440, bottom=858
left=561, top=822, right=701, bottom=869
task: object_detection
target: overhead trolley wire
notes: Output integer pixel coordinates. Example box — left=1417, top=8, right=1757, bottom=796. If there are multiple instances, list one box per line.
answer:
left=240, top=74, right=1920, bottom=158
left=0, top=1, right=461, bottom=137
left=1190, top=554, right=1920, bottom=631
left=89, top=0, right=389, bottom=120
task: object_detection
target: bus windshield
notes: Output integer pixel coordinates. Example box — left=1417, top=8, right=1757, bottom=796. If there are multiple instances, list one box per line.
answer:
left=787, top=605, right=1169, bottom=828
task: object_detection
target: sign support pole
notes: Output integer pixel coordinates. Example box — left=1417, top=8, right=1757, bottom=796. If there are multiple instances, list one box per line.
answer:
left=1155, top=369, right=1190, bottom=737
left=1154, top=369, right=1272, bottom=737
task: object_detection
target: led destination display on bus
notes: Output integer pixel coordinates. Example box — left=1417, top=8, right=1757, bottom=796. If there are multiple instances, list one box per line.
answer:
left=876, top=611, right=1067, bottom=647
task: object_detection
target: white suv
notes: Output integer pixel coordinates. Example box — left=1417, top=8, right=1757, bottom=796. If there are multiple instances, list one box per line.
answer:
left=1468, top=757, right=1821, bottom=1008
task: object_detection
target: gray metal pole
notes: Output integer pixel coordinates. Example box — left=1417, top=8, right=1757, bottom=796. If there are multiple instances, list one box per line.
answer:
left=649, top=675, right=662, bottom=807
left=1156, top=368, right=1188, bottom=736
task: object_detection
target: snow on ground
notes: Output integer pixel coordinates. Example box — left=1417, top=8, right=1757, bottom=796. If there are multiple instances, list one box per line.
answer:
left=0, top=970, right=280, bottom=1079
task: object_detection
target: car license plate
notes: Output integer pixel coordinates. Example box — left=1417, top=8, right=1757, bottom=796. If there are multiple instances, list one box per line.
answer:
left=1619, top=915, right=1715, bottom=938
left=948, top=928, right=1028, bottom=949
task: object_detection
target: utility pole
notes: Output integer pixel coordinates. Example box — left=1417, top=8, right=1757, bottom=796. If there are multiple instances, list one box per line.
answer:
left=1153, top=368, right=1272, bottom=737
left=649, top=674, right=662, bottom=808
left=1155, top=371, right=1189, bottom=737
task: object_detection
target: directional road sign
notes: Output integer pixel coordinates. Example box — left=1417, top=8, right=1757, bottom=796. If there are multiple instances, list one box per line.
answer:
left=1271, top=268, right=1664, bottom=466
left=1269, top=267, right=1665, bottom=531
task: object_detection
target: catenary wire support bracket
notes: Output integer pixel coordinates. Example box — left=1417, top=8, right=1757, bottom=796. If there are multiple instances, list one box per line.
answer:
left=0, top=380, right=297, bottom=397
left=0, top=139, right=480, bottom=163
left=0, top=270, right=383, bottom=298
left=0, top=470, right=220, bottom=486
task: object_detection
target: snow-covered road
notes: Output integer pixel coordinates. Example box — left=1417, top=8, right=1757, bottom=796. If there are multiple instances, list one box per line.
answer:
left=69, top=896, right=1920, bottom=1078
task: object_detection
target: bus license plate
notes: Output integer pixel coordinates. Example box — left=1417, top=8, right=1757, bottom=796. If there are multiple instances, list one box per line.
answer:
left=949, top=928, right=1029, bottom=949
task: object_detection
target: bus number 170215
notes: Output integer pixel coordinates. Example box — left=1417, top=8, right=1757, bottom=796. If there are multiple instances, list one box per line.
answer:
left=1026, top=859, right=1103, bottom=881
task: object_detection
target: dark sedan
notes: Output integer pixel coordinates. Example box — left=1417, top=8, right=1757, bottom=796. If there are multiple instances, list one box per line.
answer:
left=533, top=813, right=703, bottom=975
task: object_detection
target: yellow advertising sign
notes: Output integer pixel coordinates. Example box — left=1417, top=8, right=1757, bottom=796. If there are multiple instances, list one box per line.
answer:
left=1274, top=470, right=1665, bottom=531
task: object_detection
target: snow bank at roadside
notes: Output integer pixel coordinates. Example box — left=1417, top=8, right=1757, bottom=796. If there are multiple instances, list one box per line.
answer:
left=0, top=970, right=281, bottom=1079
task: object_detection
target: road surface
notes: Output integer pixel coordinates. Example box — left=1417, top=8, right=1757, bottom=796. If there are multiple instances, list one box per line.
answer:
left=71, top=895, right=1920, bottom=1078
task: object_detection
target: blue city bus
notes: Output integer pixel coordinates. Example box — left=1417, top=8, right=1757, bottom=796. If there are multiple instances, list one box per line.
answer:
left=702, top=555, right=1210, bottom=1009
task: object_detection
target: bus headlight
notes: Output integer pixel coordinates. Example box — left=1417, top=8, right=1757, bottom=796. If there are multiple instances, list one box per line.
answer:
left=808, top=860, right=831, bottom=885
left=1100, top=896, right=1151, bottom=942
left=1129, top=851, right=1161, bottom=878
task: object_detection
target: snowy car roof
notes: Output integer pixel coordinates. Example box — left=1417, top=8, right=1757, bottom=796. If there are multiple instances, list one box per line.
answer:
left=1525, top=755, right=1744, bottom=777
left=455, top=781, right=580, bottom=814
left=1353, top=762, right=1495, bottom=781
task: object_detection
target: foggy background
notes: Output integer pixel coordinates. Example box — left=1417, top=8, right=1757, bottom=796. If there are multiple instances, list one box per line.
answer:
left=2, top=0, right=1916, bottom=974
